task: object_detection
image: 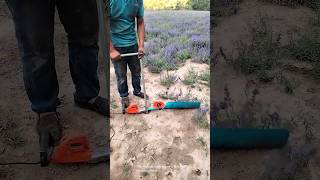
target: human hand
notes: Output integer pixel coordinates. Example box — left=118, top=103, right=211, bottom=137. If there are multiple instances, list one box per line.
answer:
left=138, top=46, right=144, bottom=59
left=110, top=50, right=121, bottom=61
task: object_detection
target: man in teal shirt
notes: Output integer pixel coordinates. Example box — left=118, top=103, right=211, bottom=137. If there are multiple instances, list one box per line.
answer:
left=109, top=0, right=146, bottom=108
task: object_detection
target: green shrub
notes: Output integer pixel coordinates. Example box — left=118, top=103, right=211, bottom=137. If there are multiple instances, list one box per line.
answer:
left=189, top=0, right=210, bottom=10
left=160, top=71, right=177, bottom=87
left=147, top=57, right=168, bottom=73
left=288, top=30, right=320, bottom=63
left=226, top=13, right=282, bottom=74
left=182, top=68, right=199, bottom=86
left=145, top=0, right=189, bottom=10
left=177, top=49, right=191, bottom=61
left=313, top=9, right=320, bottom=26
left=260, top=0, right=320, bottom=10
left=211, top=0, right=241, bottom=17
left=260, top=0, right=305, bottom=7
left=199, top=70, right=210, bottom=82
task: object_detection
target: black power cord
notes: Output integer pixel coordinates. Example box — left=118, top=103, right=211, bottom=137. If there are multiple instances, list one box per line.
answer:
left=0, top=161, right=40, bottom=166
left=0, top=161, right=109, bottom=166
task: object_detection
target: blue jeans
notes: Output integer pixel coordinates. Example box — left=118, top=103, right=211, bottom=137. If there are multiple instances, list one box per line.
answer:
left=6, top=0, right=100, bottom=113
left=112, top=44, right=141, bottom=97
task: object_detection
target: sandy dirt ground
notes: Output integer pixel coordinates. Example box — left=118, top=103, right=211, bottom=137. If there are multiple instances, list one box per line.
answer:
left=0, top=4, right=109, bottom=180
left=212, top=0, right=320, bottom=179
left=110, top=60, right=210, bottom=179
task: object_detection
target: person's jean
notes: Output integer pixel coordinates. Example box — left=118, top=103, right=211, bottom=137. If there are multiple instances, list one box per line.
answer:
left=112, top=44, right=141, bottom=97
left=6, top=0, right=100, bottom=113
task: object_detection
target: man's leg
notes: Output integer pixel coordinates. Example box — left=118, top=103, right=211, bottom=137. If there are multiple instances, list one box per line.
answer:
left=6, top=0, right=62, bottom=166
left=56, top=0, right=100, bottom=103
left=127, top=44, right=142, bottom=95
left=5, top=0, right=59, bottom=113
left=112, top=49, right=129, bottom=98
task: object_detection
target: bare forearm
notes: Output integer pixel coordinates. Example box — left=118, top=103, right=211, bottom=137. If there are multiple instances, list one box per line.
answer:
left=110, top=40, right=116, bottom=52
left=137, top=18, right=145, bottom=48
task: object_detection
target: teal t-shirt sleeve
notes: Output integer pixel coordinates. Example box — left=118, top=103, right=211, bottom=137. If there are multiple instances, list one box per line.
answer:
left=137, top=0, right=144, bottom=17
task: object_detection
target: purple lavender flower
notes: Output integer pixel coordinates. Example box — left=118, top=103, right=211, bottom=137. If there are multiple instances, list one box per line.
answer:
left=143, top=11, right=210, bottom=72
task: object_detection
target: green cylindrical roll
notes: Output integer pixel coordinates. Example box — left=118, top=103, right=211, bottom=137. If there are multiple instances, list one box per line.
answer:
left=164, top=101, right=201, bottom=109
left=211, top=128, right=289, bottom=149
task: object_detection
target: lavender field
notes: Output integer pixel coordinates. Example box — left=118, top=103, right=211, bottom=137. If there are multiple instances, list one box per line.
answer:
left=110, top=10, right=210, bottom=179
left=144, top=11, right=210, bottom=73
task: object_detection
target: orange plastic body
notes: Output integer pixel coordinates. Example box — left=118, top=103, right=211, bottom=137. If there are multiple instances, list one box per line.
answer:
left=51, top=131, right=92, bottom=164
left=153, top=100, right=165, bottom=109
left=127, top=103, right=140, bottom=114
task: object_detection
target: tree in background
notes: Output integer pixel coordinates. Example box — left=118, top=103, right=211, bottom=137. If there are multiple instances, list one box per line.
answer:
left=189, top=0, right=210, bottom=10
left=144, top=0, right=209, bottom=10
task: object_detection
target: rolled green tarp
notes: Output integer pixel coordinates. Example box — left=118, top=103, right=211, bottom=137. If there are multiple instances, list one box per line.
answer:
left=211, top=127, right=289, bottom=149
left=164, top=101, right=201, bottom=109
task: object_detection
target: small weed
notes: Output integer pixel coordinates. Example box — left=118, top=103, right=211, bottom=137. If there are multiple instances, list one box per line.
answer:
left=260, top=0, right=320, bottom=10
left=223, top=13, right=282, bottom=76
left=213, top=85, right=241, bottom=127
left=110, top=99, right=118, bottom=109
left=160, top=71, right=177, bottom=88
left=277, top=73, right=295, bottom=94
left=182, top=68, right=199, bottom=87
left=199, top=70, right=210, bottom=82
left=2, top=133, right=25, bottom=148
left=312, top=62, right=320, bottom=78
left=196, top=137, right=207, bottom=148
left=312, top=9, right=320, bottom=26
left=191, top=46, right=211, bottom=64
left=303, top=117, right=315, bottom=143
left=176, top=49, right=191, bottom=62
left=158, top=90, right=180, bottom=100
left=122, top=163, right=132, bottom=177
left=257, top=70, right=275, bottom=82
left=196, top=136, right=208, bottom=155
left=147, top=57, right=168, bottom=73
left=158, top=88, right=199, bottom=101
left=260, top=0, right=304, bottom=7
left=141, top=171, right=149, bottom=177
left=212, top=0, right=241, bottom=17
left=0, top=119, right=25, bottom=148
left=282, top=78, right=294, bottom=94
left=288, top=30, right=320, bottom=63
left=213, top=84, right=287, bottom=128
left=192, top=107, right=209, bottom=129
left=178, top=89, right=199, bottom=101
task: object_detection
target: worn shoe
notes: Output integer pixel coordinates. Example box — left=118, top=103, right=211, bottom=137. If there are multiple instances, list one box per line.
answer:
left=75, top=96, right=109, bottom=116
left=36, top=112, right=63, bottom=148
left=121, top=96, right=130, bottom=109
left=133, top=92, right=149, bottom=99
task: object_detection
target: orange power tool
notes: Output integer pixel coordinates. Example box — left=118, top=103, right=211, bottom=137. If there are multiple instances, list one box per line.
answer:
left=125, top=100, right=165, bottom=114
left=49, top=130, right=109, bottom=165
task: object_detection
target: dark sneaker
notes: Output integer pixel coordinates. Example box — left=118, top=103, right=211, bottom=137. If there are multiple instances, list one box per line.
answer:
left=75, top=96, right=109, bottom=117
left=133, top=92, right=149, bottom=99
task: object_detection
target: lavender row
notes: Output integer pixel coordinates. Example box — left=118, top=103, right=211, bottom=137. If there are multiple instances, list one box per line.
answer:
left=143, top=11, right=210, bottom=73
